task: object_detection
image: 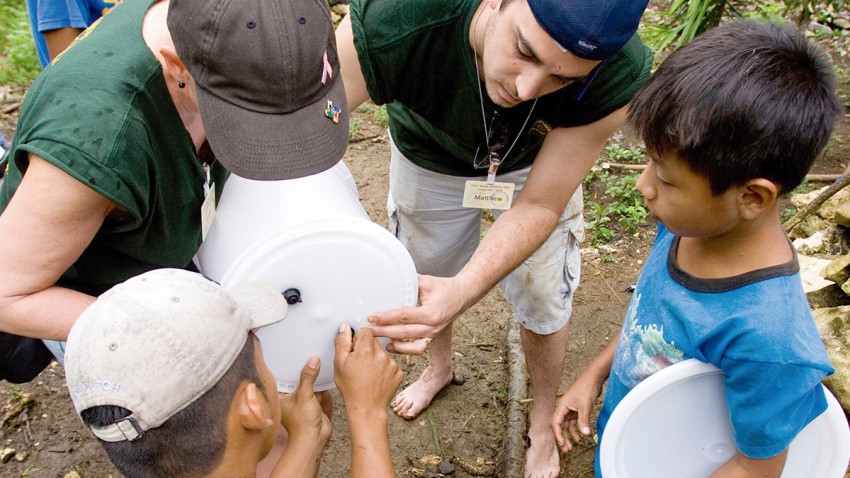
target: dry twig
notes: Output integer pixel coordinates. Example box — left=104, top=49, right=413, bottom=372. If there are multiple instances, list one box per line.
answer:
left=585, top=260, right=626, bottom=306
left=1, top=102, right=20, bottom=115
left=783, top=175, right=850, bottom=234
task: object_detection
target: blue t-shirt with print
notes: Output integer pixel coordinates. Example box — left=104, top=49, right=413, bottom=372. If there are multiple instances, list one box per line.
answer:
left=25, top=0, right=117, bottom=67
left=594, top=223, right=833, bottom=476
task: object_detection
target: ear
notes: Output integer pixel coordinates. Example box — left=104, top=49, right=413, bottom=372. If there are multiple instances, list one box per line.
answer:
left=158, top=46, right=192, bottom=87
left=488, top=0, right=500, bottom=10
left=737, top=178, right=778, bottom=220
left=235, top=383, right=275, bottom=431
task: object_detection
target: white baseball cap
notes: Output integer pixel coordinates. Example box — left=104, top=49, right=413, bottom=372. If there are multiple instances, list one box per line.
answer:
left=64, top=268, right=288, bottom=442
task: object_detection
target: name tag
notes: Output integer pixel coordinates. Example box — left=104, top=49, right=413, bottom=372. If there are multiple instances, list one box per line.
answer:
left=462, top=180, right=514, bottom=210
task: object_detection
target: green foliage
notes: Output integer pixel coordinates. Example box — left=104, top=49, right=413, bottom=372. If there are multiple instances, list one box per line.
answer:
left=0, top=0, right=40, bottom=86
left=821, top=132, right=844, bottom=158
left=643, top=0, right=736, bottom=52
left=790, top=179, right=818, bottom=196
left=600, top=173, right=648, bottom=233
left=351, top=103, right=390, bottom=140
left=348, top=116, right=362, bottom=140
left=780, top=179, right=819, bottom=221
left=831, top=65, right=850, bottom=108
left=780, top=207, right=797, bottom=222
left=373, top=104, right=389, bottom=129
left=584, top=169, right=648, bottom=245
left=3, top=387, right=30, bottom=431
left=742, top=1, right=789, bottom=22
left=426, top=408, right=443, bottom=458
left=603, top=143, right=646, bottom=164
left=643, top=0, right=847, bottom=53
left=584, top=143, right=649, bottom=245
left=355, top=103, right=389, bottom=130
left=21, top=467, right=40, bottom=478
left=786, top=0, right=846, bottom=25
left=6, top=386, right=24, bottom=401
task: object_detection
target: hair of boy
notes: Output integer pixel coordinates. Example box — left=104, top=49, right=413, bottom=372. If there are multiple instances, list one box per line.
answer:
left=80, top=334, right=266, bottom=478
left=628, top=20, right=842, bottom=195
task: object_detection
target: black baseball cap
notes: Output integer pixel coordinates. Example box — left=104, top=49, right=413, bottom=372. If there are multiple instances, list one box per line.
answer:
left=168, top=0, right=349, bottom=180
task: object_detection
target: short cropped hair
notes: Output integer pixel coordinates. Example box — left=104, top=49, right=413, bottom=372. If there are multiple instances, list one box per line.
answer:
left=80, top=334, right=265, bottom=478
left=629, top=20, right=842, bottom=195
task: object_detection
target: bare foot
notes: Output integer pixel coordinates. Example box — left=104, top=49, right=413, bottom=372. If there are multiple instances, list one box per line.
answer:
left=523, top=431, right=560, bottom=478
left=390, top=365, right=453, bottom=420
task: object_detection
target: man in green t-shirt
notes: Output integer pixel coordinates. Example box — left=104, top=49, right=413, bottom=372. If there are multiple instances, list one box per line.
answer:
left=0, top=0, right=347, bottom=366
left=337, top=0, right=652, bottom=474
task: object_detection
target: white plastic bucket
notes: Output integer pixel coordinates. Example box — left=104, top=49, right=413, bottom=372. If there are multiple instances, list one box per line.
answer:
left=195, top=161, right=418, bottom=392
left=600, top=359, right=850, bottom=477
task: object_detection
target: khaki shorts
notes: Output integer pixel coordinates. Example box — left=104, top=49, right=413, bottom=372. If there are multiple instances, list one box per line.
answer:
left=44, top=339, right=66, bottom=365
left=387, top=137, right=584, bottom=335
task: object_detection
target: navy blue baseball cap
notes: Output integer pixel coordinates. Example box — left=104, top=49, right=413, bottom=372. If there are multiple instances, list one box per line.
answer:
left=527, top=0, right=649, bottom=60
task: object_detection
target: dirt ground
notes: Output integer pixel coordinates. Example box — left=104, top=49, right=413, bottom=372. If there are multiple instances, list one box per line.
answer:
left=2, top=30, right=850, bottom=478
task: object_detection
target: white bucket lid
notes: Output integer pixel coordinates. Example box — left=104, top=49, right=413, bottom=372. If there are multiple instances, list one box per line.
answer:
left=600, top=359, right=850, bottom=478
left=219, top=216, right=417, bottom=392
left=195, top=163, right=418, bottom=393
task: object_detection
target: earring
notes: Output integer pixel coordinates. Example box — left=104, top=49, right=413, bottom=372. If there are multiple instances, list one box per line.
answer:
left=178, top=82, right=186, bottom=89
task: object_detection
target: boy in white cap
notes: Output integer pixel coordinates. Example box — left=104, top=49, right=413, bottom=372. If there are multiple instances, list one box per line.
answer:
left=65, top=269, right=400, bottom=478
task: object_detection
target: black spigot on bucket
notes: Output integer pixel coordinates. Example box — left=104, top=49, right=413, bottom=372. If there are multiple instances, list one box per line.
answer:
left=283, top=288, right=302, bottom=305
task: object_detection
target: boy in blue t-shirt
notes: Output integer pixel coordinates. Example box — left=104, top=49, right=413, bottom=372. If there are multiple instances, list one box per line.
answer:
left=552, top=20, right=840, bottom=477
left=26, top=0, right=117, bottom=68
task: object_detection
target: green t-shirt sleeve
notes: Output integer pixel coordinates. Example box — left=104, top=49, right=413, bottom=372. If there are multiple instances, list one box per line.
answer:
left=5, top=41, right=161, bottom=227
left=350, top=0, right=470, bottom=106
left=16, top=139, right=148, bottom=225
left=13, top=109, right=153, bottom=227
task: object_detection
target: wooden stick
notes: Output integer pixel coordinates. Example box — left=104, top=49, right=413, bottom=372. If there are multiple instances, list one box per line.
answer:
left=783, top=175, right=850, bottom=233
left=503, top=317, right=527, bottom=478
left=0, top=102, right=20, bottom=115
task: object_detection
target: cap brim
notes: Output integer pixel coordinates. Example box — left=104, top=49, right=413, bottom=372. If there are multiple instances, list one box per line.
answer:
left=197, top=75, right=349, bottom=181
left=227, top=281, right=289, bottom=329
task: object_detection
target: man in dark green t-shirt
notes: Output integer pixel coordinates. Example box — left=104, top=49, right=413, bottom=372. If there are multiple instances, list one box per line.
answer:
left=0, top=0, right=347, bottom=363
left=0, top=0, right=361, bottom=472
left=337, top=0, right=652, bottom=474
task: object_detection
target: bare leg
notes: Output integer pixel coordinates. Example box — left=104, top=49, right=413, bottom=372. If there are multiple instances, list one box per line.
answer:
left=522, top=324, right=570, bottom=478
left=390, top=323, right=455, bottom=420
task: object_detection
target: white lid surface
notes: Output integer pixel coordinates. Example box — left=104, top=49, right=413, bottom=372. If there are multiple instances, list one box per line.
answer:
left=225, top=217, right=417, bottom=392
left=600, top=359, right=850, bottom=478
left=195, top=163, right=418, bottom=392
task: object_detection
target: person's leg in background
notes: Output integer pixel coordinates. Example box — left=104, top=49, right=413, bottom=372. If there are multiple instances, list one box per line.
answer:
left=385, top=137, right=481, bottom=419
left=495, top=171, right=585, bottom=478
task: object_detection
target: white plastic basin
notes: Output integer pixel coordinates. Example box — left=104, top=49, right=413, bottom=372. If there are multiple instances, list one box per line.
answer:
left=196, top=161, right=417, bottom=392
left=600, top=359, right=850, bottom=477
